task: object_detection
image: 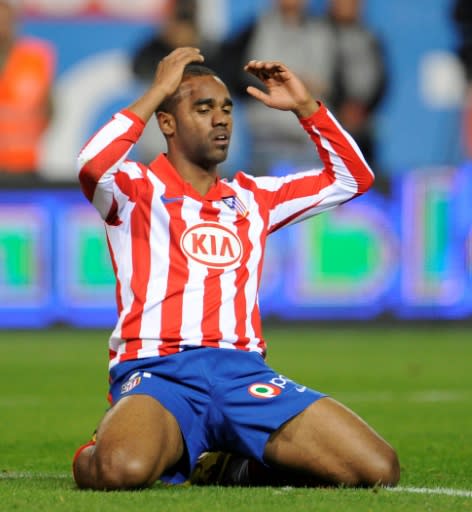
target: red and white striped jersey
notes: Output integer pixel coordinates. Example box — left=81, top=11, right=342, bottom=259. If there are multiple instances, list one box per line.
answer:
left=77, top=104, right=374, bottom=369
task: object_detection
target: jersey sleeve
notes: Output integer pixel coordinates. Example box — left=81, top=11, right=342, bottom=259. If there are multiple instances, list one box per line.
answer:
left=76, top=109, right=146, bottom=223
left=247, top=103, right=375, bottom=233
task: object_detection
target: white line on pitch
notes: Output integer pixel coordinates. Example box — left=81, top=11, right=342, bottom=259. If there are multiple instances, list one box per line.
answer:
left=387, top=486, right=472, bottom=498
left=2, top=473, right=472, bottom=499
left=0, top=472, right=70, bottom=480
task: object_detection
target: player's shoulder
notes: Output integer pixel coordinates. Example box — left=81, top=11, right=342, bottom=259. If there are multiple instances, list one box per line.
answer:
left=231, top=170, right=293, bottom=191
left=229, top=170, right=267, bottom=189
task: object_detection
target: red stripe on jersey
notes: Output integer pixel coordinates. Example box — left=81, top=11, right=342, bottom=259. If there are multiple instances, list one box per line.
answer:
left=199, top=203, right=223, bottom=348
left=120, top=178, right=153, bottom=359
left=159, top=199, right=189, bottom=356
left=105, top=197, right=121, bottom=226
left=119, top=339, right=144, bottom=362
left=115, top=170, right=138, bottom=201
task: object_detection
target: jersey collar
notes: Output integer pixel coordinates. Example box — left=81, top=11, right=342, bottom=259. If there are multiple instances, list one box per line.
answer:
left=149, top=154, right=236, bottom=201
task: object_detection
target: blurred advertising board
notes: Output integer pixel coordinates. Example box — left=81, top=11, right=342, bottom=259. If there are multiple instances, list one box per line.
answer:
left=1, top=165, right=471, bottom=327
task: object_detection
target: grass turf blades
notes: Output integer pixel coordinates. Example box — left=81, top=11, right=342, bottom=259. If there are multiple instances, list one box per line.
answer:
left=1, top=325, right=471, bottom=511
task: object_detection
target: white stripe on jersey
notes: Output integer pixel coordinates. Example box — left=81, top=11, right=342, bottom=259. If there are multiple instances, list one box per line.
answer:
left=179, top=197, right=207, bottom=348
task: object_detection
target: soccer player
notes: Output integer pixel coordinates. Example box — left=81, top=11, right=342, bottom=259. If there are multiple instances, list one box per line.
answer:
left=73, top=47, right=399, bottom=490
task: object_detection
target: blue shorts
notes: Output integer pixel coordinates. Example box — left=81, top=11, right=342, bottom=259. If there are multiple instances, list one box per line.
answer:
left=109, top=347, right=325, bottom=484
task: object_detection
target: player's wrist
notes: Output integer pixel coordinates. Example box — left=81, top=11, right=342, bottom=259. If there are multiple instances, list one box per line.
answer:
left=293, top=98, right=319, bottom=119
left=146, top=83, right=170, bottom=108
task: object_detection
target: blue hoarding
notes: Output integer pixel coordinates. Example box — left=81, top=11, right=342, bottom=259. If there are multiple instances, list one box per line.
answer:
left=1, top=164, right=472, bottom=327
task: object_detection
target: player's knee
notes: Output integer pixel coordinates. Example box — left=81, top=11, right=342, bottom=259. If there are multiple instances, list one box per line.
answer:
left=363, top=446, right=400, bottom=487
left=95, top=449, right=154, bottom=490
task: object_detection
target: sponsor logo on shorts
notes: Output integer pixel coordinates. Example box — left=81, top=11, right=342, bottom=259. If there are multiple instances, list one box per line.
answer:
left=248, top=383, right=282, bottom=399
left=120, top=372, right=142, bottom=394
left=270, top=375, right=306, bottom=393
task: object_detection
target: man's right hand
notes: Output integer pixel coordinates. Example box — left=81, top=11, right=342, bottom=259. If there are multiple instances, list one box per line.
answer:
left=152, top=47, right=204, bottom=101
left=128, top=47, right=204, bottom=123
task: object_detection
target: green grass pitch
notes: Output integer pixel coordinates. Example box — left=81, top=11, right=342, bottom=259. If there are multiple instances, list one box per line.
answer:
left=1, top=325, right=472, bottom=511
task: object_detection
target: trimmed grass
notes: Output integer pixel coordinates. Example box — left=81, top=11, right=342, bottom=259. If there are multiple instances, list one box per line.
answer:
left=1, top=325, right=472, bottom=511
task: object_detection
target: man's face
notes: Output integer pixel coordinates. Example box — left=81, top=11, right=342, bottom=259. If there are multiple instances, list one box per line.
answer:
left=278, top=0, right=306, bottom=18
left=330, top=0, right=361, bottom=23
left=171, top=75, right=233, bottom=169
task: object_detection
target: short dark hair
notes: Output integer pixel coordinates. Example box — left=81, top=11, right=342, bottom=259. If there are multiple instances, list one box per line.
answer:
left=156, top=63, right=219, bottom=114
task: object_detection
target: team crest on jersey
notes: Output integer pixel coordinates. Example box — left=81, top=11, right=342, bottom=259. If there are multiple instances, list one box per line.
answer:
left=248, top=383, right=282, bottom=399
left=120, top=372, right=142, bottom=394
left=180, top=222, right=243, bottom=269
left=222, top=196, right=248, bottom=217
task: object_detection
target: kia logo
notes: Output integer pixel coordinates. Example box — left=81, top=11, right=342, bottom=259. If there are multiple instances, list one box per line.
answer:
left=180, top=222, right=243, bottom=268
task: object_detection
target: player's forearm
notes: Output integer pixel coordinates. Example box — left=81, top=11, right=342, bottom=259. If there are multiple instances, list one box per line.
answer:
left=300, top=104, right=375, bottom=194
left=127, top=84, right=169, bottom=124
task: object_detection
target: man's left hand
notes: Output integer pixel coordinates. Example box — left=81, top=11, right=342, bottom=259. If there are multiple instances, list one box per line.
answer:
left=244, top=60, right=319, bottom=118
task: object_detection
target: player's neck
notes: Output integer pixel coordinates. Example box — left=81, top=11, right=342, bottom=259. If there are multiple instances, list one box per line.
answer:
left=167, top=153, right=218, bottom=197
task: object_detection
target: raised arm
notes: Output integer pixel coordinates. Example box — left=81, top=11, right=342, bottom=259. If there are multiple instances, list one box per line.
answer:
left=127, top=47, right=204, bottom=122
left=77, top=47, right=204, bottom=221
left=240, top=60, right=374, bottom=232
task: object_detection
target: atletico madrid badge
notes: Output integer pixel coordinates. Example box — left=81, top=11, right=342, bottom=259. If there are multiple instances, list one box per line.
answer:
left=222, top=196, right=248, bottom=217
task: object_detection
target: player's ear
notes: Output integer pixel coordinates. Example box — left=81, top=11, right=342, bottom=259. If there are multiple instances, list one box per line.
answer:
left=156, top=111, right=175, bottom=136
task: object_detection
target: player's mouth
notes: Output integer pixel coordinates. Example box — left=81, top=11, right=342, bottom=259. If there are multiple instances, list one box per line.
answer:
left=212, top=131, right=230, bottom=148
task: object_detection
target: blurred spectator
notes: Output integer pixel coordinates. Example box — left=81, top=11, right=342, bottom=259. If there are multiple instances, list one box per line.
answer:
left=321, top=0, right=387, bottom=168
left=131, top=0, right=225, bottom=166
left=452, top=0, right=472, bottom=158
left=0, top=0, right=55, bottom=177
left=220, top=0, right=387, bottom=180
left=220, top=0, right=332, bottom=175
left=132, top=0, right=221, bottom=82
